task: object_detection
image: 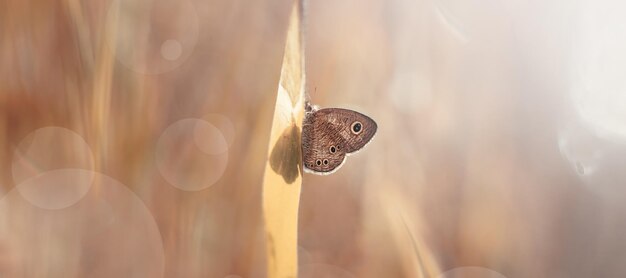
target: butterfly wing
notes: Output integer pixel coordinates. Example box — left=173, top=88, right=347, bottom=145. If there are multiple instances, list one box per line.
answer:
left=302, top=108, right=377, bottom=174
left=302, top=110, right=347, bottom=174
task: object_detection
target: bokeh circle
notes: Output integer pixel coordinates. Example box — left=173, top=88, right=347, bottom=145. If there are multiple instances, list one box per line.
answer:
left=156, top=119, right=229, bottom=191
left=0, top=173, right=165, bottom=277
left=106, top=0, right=199, bottom=74
left=161, top=40, right=183, bottom=61
left=11, top=127, right=95, bottom=209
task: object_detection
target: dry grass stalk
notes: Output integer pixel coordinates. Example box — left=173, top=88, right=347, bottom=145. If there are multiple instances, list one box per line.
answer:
left=261, top=0, right=306, bottom=277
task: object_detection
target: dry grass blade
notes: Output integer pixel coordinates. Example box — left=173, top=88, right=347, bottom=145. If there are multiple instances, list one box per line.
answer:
left=261, top=1, right=305, bottom=278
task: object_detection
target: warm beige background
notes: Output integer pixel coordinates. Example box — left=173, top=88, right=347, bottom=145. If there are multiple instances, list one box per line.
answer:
left=1, top=0, right=626, bottom=277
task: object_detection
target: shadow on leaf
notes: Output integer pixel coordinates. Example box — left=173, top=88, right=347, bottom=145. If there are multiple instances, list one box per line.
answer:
left=270, top=124, right=302, bottom=184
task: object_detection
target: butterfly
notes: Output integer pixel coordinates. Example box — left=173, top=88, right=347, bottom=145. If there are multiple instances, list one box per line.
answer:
left=302, top=104, right=377, bottom=175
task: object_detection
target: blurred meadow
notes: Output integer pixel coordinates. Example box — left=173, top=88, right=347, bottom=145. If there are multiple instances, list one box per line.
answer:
left=2, top=0, right=626, bottom=277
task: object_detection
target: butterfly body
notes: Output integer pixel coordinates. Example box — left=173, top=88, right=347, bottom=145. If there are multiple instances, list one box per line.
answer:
left=302, top=106, right=377, bottom=175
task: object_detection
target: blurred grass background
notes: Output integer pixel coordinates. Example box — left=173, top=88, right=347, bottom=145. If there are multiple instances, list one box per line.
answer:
left=1, top=0, right=626, bottom=277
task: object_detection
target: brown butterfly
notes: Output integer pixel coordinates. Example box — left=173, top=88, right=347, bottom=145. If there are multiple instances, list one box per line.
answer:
left=302, top=104, right=377, bottom=175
